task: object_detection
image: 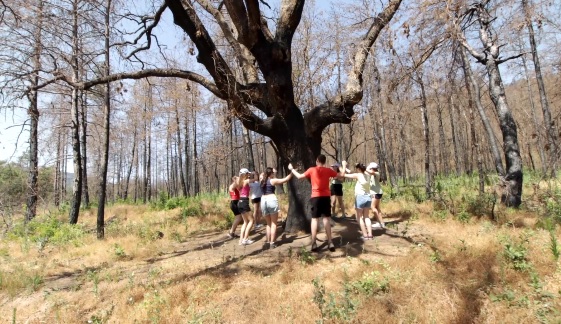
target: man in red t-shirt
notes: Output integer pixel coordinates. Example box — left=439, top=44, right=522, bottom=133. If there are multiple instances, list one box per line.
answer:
left=289, top=155, right=347, bottom=252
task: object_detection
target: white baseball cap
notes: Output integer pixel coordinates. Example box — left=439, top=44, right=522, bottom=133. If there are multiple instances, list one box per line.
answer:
left=239, top=168, right=250, bottom=174
left=367, top=162, right=379, bottom=170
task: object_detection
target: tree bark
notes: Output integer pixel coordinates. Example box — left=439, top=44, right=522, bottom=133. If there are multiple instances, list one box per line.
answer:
left=69, top=0, right=82, bottom=224
left=97, top=0, right=112, bottom=239
left=25, top=0, right=44, bottom=222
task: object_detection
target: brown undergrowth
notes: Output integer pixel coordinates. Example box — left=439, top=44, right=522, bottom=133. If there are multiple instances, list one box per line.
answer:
left=0, top=190, right=560, bottom=323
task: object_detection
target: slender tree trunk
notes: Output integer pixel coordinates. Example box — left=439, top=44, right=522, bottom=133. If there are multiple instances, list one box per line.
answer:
left=54, top=128, right=61, bottom=207
left=96, top=0, right=111, bottom=239
left=25, top=0, right=44, bottom=222
left=80, top=89, right=90, bottom=207
left=416, top=75, right=432, bottom=199
left=460, top=47, right=505, bottom=176
left=69, top=0, right=83, bottom=224
left=448, top=93, right=462, bottom=175
left=436, top=97, right=449, bottom=175
left=243, top=127, right=255, bottom=170
left=175, top=100, right=187, bottom=196
left=522, top=0, right=558, bottom=176
left=123, top=127, right=136, bottom=200
left=192, top=103, right=199, bottom=195
left=520, top=50, right=546, bottom=172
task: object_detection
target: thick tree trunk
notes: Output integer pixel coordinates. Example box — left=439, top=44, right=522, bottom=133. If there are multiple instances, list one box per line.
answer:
left=486, top=61, right=523, bottom=207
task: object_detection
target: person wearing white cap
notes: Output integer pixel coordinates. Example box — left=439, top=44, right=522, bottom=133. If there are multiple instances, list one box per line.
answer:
left=343, top=163, right=373, bottom=240
left=330, top=163, right=347, bottom=218
left=248, top=171, right=264, bottom=231
left=367, top=162, right=385, bottom=229
left=237, top=168, right=254, bottom=245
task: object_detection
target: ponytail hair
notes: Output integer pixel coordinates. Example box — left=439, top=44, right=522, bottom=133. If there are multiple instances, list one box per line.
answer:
left=261, top=167, right=274, bottom=190
left=355, top=163, right=366, bottom=173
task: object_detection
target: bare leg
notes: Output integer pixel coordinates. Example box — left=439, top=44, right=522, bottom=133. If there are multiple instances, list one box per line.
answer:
left=311, top=218, right=319, bottom=246
left=357, top=208, right=367, bottom=237
left=239, top=213, right=249, bottom=244
left=243, top=214, right=254, bottom=240
left=331, top=195, right=337, bottom=215
left=264, top=214, right=271, bottom=242
left=337, top=196, right=345, bottom=216
left=373, top=198, right=384, bottom=226
left=230, top=214, right=242, bottom=235
left=364, top=208, right=372, bottom=238
left=322, top=216, right=333, bottom=242
left=270, top=213, right=278, bottom=243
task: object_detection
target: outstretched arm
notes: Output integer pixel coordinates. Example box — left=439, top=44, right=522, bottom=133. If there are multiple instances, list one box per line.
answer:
left=288, top=163, right=306, bottom=179
left=271, top=173, right=293, bottom=185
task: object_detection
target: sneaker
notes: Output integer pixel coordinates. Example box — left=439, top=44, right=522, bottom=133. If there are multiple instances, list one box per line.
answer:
left=228, top=232, right=239, bottom=239
left=270, top=242, right=277, bottom=249
left=242, top=239, right=254, bottom=245
left=372, top=223, right=382, bottom=228
left=360, top=236, right=370, bottom=241
left=255, top=224, right=264, bottom=229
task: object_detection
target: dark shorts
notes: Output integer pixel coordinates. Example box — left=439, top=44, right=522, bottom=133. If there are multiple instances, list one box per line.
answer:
left=374, top=194, right=383, bottom=200
left=238, top=198, right=251, bottom=213
left=230, top=200, right=240, bottom=216
left=251, top=197, right=261, bottom=204
left=330, top=183, right=343, bottom=197
left=310, top=196, right=332, bottom=218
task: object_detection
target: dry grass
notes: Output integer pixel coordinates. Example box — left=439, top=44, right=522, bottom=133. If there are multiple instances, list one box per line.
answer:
left=1, top=191, right=560, bottom=323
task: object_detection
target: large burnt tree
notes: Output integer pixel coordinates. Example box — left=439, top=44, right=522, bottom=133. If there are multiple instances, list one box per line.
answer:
left=51, top=0, right=402, bottom=232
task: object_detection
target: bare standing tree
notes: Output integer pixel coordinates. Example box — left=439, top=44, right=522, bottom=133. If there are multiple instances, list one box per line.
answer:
left=521, top=0, right=559, bottom=177
left=453, top=1, right=524, bottom=207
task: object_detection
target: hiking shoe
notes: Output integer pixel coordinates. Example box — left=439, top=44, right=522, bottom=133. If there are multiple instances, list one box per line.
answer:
left=242, top=239, right=254, bottom=245
left=360, top=236, right=369, bottom=241
left=255, top=224, right=264, bottom=229
left=372, top=223, right=382, bottom=228
left=228, top=232, right=239, bottom=239
left=270, top=242, right=277, bottom=249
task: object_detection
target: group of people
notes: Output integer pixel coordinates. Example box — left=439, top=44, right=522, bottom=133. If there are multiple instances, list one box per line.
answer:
left=228, top=167, right=292, bottom=248
left=227, top=154, right=385, bottom=251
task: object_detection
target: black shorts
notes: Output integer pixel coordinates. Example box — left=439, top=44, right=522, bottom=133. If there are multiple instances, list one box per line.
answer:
left=230, top=200, right=240, bottom=216
left=330, top=183, right=343, bottom=197
left=310, top=196, right=332, bottom=218
left=251, top=197, right=261, bottom=204
left=374, top=194, right=383, bottom=200
left=238, top=198, right=251, bottom=213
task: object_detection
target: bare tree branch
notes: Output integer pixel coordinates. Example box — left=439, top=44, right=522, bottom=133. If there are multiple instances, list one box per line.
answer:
left=304, top=0, right=403, bottom=138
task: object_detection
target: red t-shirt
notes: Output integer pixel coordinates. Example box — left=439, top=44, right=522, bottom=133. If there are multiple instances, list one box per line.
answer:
left=303, top=166, right=338, bottom=197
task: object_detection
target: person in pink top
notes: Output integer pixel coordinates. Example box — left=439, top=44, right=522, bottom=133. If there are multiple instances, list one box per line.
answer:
left=237, top=168, right=254, bottom=245
left=289, top=155, right=347, bottom=252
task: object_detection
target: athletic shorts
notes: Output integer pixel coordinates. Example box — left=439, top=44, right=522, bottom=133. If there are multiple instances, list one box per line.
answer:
left=251, top=197, right=261, bottom=204
left=238, top=198, right=251, bottom=213
left=355, top=194, right=372, bottom=209
left=374, top=194, right=383, bottom=200
left=330, top=183, right=343, bottom=197
left=310, top=196, right=332, bottom=218
left=261, top=195, right=279, bottom=216
left=230, top=200, right=240, bottom=216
